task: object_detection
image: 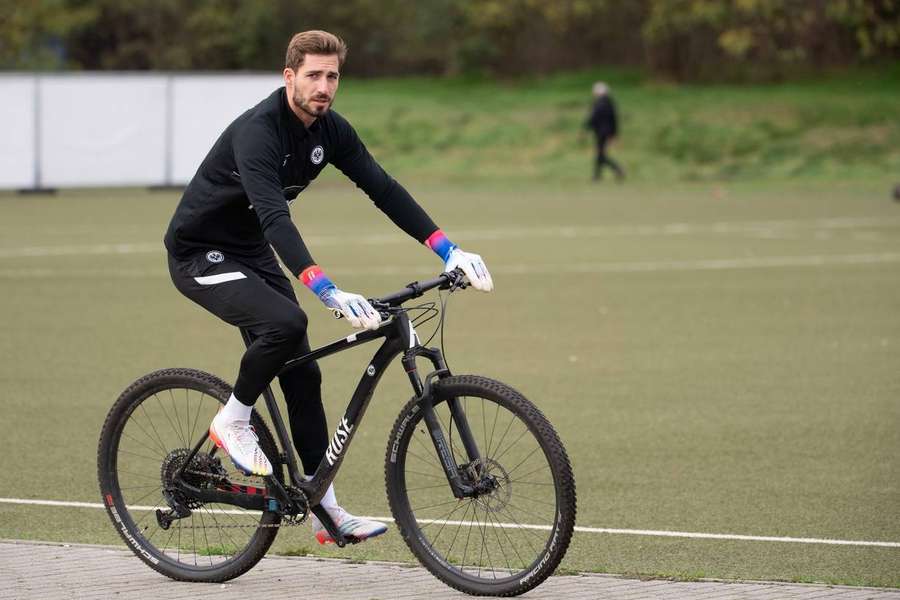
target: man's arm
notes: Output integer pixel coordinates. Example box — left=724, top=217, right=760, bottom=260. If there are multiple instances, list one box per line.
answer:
left=233, top=120, right=315, bottom=277
left=585, top=101, right=600, bottom=130
left=331, top=115, right=493, bottom=292
left=330, top=115, right=438, bottom=243
left=234, top=119, right=381, bottom=329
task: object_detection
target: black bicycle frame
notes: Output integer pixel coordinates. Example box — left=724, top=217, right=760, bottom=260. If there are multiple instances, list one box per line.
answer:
left=175, top=300, right=483, bottom=544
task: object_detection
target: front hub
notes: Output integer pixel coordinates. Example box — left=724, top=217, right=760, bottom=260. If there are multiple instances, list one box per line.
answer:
left=460, top=457, right=511, bottom=512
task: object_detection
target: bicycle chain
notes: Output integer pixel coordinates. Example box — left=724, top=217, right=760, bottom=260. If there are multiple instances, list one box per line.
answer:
left=164, top=517, right=306, bottom=530
left=166, top=470, right=310, bottom=529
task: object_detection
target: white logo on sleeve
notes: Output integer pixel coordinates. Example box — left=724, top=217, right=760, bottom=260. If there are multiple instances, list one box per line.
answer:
left=206, top=250, right=224, bottom=264
left=310, top=145, right=324, bottom=165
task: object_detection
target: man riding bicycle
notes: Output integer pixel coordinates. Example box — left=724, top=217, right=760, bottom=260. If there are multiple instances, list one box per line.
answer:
left=164, top=30, right=493, bottom=545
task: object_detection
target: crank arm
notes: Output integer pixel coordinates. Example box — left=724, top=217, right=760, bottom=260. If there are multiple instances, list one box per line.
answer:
left=310, top=504, right=349, bottom=548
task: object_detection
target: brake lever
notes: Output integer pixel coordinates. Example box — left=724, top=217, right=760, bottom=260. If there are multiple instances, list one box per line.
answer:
left=366, top=299, right=394, bottom=322
left=447, top=268, right=469, bottom=292
left=333, top=307, right=391, bottom=322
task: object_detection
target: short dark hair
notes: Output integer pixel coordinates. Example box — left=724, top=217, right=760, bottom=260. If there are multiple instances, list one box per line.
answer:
left=285, top=30, right=347, bottom=71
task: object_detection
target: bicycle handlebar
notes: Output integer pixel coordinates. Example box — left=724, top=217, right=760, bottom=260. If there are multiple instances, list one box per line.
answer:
left=375, top=268, right=467, bottom=307
left=330, top=269, right=468, bottom=321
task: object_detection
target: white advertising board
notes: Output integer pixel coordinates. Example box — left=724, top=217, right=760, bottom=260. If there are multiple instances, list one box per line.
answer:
left=39, top=75, right=167, bottom=187
left=0, top=76, right=37, bottom=188
left=0, top=73, right=288, bottom=190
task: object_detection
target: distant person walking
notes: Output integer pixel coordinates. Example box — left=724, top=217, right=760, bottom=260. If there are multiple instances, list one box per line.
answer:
left=585, top=82, right=625, bottom=182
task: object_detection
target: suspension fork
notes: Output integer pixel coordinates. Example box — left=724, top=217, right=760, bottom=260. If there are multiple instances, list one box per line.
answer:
left=401, top=344, right=482, bottom=499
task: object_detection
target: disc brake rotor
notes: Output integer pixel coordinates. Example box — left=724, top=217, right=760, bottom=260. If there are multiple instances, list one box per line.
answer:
left=464, top=457, right=511, bottom=513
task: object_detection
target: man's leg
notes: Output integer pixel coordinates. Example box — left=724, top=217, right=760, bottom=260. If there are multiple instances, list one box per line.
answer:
left=593, top=135, right=604, bottom=180
left=245, top=254, right=387, bottom=544
left=606, top=155, right=625, bottom=181
left=596, top=135, right=625, bottom=182
left=168, top=252, right=310, bottom=475
left=278, top=347, right=328, bottom=475
left=237, top=326, right=326, bottom=475
left=603, top=138, right=625, bottom=181
left=240, top=254, right=329, bottom=476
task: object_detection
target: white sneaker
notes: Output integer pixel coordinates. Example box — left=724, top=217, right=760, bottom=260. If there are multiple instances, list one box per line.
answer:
left=209, top=413, right=273, bottom=477
left=312, top=507, right=388, bottom=544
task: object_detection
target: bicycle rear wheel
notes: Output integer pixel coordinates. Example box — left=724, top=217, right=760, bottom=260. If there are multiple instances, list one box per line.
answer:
left=97, top=368, right=282, bottom=582
left=385, top=375, right=576, bottom=596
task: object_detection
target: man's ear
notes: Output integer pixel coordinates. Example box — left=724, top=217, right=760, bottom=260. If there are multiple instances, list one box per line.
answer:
left=283, top=67, right=294, bottom=87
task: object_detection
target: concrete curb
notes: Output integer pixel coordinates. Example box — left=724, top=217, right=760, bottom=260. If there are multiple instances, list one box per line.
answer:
left=1, top=539, right=898, bottom=599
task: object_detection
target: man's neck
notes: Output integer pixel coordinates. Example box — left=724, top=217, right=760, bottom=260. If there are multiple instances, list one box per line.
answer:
left=287, top=93, right=317, bottom=128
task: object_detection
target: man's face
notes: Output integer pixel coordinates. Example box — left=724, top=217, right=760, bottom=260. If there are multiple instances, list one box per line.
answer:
left=285, top=54, right=340, bottom=121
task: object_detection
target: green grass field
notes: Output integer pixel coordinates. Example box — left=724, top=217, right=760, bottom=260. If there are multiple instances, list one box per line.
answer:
left=1, top=177, right=898, bottom=587
left=331, top=66, right=900, bottom=183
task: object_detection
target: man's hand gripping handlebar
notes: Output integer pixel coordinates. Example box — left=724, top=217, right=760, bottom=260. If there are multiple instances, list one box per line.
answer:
left=331, top=268, right=469, bottom=322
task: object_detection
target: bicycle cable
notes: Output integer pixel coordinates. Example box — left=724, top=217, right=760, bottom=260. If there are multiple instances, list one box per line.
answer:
left=409, top=301, right=438, bottom=329
left=437, top=287, right=452, bottom=370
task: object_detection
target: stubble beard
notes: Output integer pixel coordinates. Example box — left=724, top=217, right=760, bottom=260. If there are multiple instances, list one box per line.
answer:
left=295, top=91, right=332, bottom=119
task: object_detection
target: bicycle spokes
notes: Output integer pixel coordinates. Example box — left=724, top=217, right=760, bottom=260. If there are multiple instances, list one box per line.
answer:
left=404, top=395, right=559, bottom=579
left=110, top=382, right=277, bottom=568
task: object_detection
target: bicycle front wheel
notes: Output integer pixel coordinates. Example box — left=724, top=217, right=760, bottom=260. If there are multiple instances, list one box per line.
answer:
left=97, top=368, right=282, bottom=582
left=385, top=375, right=576, bottom=596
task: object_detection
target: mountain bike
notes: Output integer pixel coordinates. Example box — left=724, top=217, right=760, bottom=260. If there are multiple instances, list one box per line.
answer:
left=97, top=269, right=576, bottom=596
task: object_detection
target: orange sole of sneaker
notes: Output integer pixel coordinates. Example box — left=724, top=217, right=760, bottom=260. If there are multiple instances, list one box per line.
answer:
left=208, top=425, right=224, bottom=449
left=315, top=530, right=385, bottom=545
left=315, top=531, right=334, bottom=545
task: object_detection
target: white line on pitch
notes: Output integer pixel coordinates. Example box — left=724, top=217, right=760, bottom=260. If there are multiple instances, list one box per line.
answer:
left=0, top=252, right=899, bottom=279
left=1, top=498, right=897, bottom=548
left=2, top=217, right=898, bottom=259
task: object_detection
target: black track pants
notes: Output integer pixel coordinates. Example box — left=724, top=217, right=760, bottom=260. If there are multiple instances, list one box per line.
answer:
left=593, top=134, right=625, bottom=180
left=168, top=250, right=328, bottom=474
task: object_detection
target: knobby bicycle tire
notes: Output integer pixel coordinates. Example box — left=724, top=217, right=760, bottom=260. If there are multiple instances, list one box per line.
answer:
left=385, top=375, right=576, bottom=596
left=97, top=368, right=282, bottom=582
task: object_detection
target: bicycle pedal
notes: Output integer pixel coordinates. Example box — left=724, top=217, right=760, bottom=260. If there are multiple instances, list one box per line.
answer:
left=315, top=531, right=357, bottom=546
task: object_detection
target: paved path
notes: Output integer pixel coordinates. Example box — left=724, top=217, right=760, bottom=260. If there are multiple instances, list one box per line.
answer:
left=1, top=540, right=898, bottom=600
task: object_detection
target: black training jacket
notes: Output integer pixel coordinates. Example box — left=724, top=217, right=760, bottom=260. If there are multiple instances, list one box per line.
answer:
left=164, top=87, right=438, bottom=276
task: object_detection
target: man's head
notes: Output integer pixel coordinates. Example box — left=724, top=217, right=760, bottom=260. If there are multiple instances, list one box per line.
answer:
left=283, top=30, right=347, bottom=125
left=592, top=81, right=609, bottom=98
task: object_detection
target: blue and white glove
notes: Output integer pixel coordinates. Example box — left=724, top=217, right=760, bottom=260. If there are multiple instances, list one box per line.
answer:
left=425, top=230, right=494, bottom=292
left=300, top=265, right=382, bottom=330
left=321, top=288, right=382, bottom=330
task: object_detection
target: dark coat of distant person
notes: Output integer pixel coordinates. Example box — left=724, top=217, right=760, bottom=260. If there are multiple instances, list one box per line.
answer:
left=586, top=94, right=618, bottom=139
